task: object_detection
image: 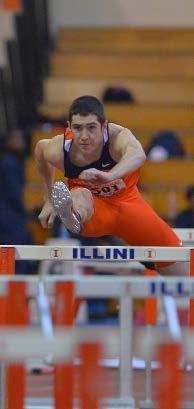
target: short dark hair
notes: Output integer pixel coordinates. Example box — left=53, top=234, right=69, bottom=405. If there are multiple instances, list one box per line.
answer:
left=186, top=185, right=194, bottom=200
left=68, top=96, right=106, bottom=124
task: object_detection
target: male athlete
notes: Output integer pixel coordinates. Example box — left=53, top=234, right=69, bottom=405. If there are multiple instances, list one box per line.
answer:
left=35, top=96, right=188, bottom=276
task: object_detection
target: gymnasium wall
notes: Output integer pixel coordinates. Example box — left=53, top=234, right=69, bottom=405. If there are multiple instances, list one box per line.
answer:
left=49, top=0, right=194, bottom=34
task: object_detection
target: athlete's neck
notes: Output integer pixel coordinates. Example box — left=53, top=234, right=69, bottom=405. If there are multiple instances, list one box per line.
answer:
left=70, top=139, right=104, bottom=166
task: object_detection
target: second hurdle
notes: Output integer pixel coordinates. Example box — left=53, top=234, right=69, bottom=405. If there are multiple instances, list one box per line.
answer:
left=0, top=239, right=194, bottom=408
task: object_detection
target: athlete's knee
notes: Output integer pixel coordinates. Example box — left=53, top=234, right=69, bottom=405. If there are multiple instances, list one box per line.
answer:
left=71, top=187, right=93, bottom=204
left=71, top=188, right=94, bottom=221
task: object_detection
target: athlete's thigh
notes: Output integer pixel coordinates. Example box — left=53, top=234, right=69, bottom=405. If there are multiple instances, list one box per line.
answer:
left=71, top=187, right=94, bottom=220
left=116, top=195, right=181, bottom=247
left=82, top=195, right=119, bottom=237
left=71, top=187, right=93, bottom=207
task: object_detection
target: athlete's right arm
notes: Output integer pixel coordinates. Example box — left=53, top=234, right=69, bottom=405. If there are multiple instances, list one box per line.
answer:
left=34, top=135, right=63, bottom=228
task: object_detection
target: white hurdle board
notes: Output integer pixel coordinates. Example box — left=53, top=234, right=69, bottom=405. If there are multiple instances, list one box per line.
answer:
left=174, top=228, right=194, bottom=245
left=0, top=327, right=119, bottom=361
left=0, top=275, right=193, bottom=297
left=0, top=245, right=193, bottom=261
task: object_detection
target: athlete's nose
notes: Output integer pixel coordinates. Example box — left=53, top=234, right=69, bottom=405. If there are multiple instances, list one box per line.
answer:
left=80, top=128, right=89, bottom=141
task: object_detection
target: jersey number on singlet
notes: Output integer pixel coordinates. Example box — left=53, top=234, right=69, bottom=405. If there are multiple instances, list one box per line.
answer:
left=90, top=179, right=126, bottom=197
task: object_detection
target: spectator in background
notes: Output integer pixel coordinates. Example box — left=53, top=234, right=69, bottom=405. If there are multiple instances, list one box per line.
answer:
left=146, top=130, right=185, bottom=161
left=174, top=185, right=194, bottom=228
left=0, top=129, right=33, bottom=273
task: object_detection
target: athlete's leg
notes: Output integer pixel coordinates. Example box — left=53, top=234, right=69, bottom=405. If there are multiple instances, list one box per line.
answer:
left=114, top=193, right=189, bottom=276
left=71, top=187, right=94, bottom=222
left=52, top=181, right=119, bottom=236
left=52, top=181, right=94, bottom=234
left=156, top=262, right=189, bottom=276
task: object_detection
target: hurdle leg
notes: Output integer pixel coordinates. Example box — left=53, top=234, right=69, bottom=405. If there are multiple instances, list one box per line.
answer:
left=0, top=248, right=15, bottom=276
left=54, top=282, right=75, bottom=326
left=5, top=282, right=28, bottom=409
left=0, top=363, right=6, bottom=409
left=6, top=365, right=25, bottom=409
left=54, top=282, right=75, bottom=409
left=0, top=248, right=15, bottom=325
left=55, top=363, right=73, bottom=409
left=79, top=342, right=104, bottom=409
left=5, top=282, right=28, bottom=325
left=145, top=271, right=158, bottom=403
left=0, top=248, right=27, bottom=409
left=140, top=269, right=158, bottom=409
left=157, top=342, right=183, bottom=409
left=119, top=283, right=135, bottom=407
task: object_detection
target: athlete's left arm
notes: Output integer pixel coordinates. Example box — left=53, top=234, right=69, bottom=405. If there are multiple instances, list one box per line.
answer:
left=79, top=126, right=146, bottom=184
left=108, top=125, right=146, bottom=180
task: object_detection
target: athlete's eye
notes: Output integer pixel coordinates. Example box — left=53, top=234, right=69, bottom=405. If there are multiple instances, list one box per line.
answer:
left=73, top=126, right=81, bottom=131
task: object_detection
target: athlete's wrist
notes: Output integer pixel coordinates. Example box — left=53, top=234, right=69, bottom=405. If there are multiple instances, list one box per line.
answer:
left=43, top=192, right=53, bottom=204
left=106, top=170, right=118, bottom=181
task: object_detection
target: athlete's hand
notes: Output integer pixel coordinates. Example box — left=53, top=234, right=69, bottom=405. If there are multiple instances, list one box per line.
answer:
left=79, top=168, right=113, bottom=184
left=38, top=201, right=56, bottom=228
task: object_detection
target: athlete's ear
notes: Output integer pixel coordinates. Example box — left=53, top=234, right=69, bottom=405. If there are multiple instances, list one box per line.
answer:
left=67, top=121, right=70, bottom=128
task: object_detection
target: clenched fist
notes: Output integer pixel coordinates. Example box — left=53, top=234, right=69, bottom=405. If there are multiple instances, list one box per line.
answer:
left=79, top=168, right=113, bottom=184
left=38, top=201, right=56, bottom=228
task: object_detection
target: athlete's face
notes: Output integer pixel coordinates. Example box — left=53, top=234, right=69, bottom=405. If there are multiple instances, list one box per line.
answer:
left=69, top=114, right=107, bottom=153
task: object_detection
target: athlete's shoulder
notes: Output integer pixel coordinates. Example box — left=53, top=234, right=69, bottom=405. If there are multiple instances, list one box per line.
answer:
left=40, top=134, right=64, bottom=163
left=108, top=123, right=135, bottom=138
left=108, top=123, right=137, bottom=144
left=51, top=133, right=64, bottom=143
left=108, top=122, right=124, bottom=137
left=35, top=133, right=64, bottom=148
left=108, top=123, right=145, bottom=159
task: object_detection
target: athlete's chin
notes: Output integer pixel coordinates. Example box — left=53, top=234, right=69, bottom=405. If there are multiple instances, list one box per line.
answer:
left=80, top=144, right=92, bottom=151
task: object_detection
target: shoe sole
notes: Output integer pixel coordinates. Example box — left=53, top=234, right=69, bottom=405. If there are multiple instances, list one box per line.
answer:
left=52, top=181, right=81, bottom=234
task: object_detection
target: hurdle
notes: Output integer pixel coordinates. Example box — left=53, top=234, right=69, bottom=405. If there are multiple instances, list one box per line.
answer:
left=142, top=229, right=194, bottom=409
left=0, top=327, right=119, bottom=409
left=0, top=243, right=194, bottom=408
left=174, top=228, right=194, bottom=246
left=0, top=276, right=194, bottom=408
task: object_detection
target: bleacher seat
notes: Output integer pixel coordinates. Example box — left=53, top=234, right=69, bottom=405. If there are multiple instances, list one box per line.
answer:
left=140, top=159, right=194, bottom=217
left=140, top=159, right=194, bottom=186
left=105, top=104, right=194, bottom=130
left=51, top=53, right=194, bottom=80
left=38, top=103, right=194, bottom=130
left=141, top=189, right=186, bottom=218
left=57, top=27, right=194, bottom=54
left=43, top=77, right=194, bottom=106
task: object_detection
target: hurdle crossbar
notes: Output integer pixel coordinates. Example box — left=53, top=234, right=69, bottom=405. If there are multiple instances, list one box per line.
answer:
left=44, top=275, right=194, bottom=298
left=0, top=327, right=119, bottom=361
left=0, top=245, right=193, bottom=261
left=0, top=275, right=193, bottom=297
left=174, top=228, right=194, bottom=244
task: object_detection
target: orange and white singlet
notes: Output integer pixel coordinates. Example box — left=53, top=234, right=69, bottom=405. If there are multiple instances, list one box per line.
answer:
left=63, top=127, right=140, bottom=198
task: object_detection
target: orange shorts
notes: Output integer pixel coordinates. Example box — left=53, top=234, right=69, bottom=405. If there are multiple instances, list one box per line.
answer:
left=75, top=187, right=182, bottom=268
